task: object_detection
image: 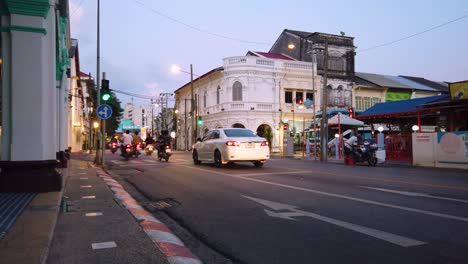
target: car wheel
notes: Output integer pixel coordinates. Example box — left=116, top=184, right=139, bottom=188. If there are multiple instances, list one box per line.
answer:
left=214, top=150, right=223, bottom=168
left=253, top=161, right=264, bottom=168
left=193, top=150, right=201, bottom=165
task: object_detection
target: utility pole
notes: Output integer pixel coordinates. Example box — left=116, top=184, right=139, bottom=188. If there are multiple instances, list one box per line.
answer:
left=320, top=40, right=329, bottom=162
left=190, top=64, right=196, bottom=146
left=151, top=98, right=154, bottom=136
left=95, top=0, right=101, bottom=165
left=311, top=51, right=317, bottom=160
left=184, top=99, right=188, bottom=150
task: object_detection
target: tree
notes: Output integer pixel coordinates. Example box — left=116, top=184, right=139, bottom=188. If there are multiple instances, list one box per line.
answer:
left=104, top=90, right=123, bottom=136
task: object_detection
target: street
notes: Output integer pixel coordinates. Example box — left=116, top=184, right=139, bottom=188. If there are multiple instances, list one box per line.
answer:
left=104, top=151, right=468, bottom=264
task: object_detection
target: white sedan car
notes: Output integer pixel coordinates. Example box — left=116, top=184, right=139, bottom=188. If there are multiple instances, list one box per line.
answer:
left=192, top=128, right=270, bottom=168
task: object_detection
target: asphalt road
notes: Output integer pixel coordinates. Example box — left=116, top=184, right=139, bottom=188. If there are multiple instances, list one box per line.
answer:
left=106, top=150, right=468, bottom=264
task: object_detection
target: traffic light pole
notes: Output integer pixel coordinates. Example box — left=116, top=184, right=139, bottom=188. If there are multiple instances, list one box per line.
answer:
left=95, top=0, right=101, bottom=165
left=101, top=72, right=106, bottom=167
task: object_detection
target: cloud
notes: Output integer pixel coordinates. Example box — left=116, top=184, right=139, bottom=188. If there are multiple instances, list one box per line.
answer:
left=144, top=81, right=162, bottom=97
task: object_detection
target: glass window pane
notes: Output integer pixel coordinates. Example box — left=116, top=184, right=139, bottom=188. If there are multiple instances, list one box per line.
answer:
left=224, top=129, right=256, bottom=137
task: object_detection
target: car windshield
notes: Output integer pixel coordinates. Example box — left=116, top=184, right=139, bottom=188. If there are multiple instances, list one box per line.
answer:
left=224, top=129, right=256, bottom=137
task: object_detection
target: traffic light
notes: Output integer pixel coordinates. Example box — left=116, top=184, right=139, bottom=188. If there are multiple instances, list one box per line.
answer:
left=348, top=107, right=354, bottom=118
left=101, top=79, right=110, bottom=101
left=197, top=116, right=203, bottom=126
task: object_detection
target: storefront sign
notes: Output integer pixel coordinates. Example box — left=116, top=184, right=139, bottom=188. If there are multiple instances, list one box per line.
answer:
left=449, top=81, right=468, bottom=100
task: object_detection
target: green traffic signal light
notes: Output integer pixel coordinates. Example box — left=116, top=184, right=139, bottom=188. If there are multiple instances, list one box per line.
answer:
left=101, top=79, right=110, bottom=101
left=102, top=93, right=110, bottom=101
left=197, top=116, right=203, bottom=126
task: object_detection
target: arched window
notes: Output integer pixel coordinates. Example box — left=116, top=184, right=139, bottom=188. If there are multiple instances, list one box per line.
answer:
left=336, top=85, right=344, bottom=106
left=216, top=86, right=220, bottom=104
left=327, top=85, right=334, bottom=106
left=232, top=81, right=243, bottom=101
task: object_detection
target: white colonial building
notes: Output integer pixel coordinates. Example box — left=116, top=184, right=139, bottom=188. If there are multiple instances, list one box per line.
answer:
left=174, top=52, right=343, bottom=152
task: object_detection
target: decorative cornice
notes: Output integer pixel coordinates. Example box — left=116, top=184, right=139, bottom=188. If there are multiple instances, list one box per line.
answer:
left=4, top=0, right=50, bottom=18
left=0, top=25, right=46, bottom=34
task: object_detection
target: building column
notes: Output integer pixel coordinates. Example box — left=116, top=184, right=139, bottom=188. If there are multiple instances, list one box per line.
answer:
left=0, top=1, right=62, bottom=192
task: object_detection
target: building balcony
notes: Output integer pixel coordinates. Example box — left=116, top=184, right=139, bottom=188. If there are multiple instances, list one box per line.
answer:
left=223, top=56, right=313, bottom=72
left=199, top=101, right=315, bottom=116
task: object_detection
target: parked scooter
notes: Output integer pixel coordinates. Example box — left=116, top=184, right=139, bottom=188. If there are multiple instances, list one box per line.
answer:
left=145, top=144, right=154, bottom=156
left=157, top=144, right=172, bottom=162
left=344, top=139, right=378, bottom=166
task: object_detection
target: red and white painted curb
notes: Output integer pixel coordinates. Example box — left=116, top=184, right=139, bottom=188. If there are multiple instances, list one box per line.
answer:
left=95, top=168, right=202, bottom=264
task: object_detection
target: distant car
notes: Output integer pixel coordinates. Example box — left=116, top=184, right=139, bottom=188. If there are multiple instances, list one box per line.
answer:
left=192, top=128, right=270, bottom=168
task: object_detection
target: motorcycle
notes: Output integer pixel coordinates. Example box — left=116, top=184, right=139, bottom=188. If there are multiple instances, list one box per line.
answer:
left=145, top=144, right=154, bottom=156
left=345, top=140, right=378, bottom=166
left=122, top=143, right=142, bottom=160
left=110, top=142, right=118, bottom=154
left=157, top=144, right=172, bottom=162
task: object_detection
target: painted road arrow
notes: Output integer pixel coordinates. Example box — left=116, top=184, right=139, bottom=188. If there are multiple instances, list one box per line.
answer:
left=243, top=195, right=427, bottom=248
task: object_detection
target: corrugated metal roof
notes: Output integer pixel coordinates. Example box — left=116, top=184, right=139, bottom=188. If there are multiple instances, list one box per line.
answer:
left=358, top=94, right=449, bottom=118
left=355, top=72, right=413, bottom=89
left=385, top=75, right=438, bottom=91
left=400, top=76, right=449, bottom=92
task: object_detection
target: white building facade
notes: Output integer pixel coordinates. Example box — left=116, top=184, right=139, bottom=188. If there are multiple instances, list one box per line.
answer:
left=123, top=102, right=157, bottom=130
left=175, top=54, right=329, bottom=153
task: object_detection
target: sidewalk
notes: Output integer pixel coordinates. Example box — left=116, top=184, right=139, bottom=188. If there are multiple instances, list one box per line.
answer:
left=46, top=159, right=168, bottom=264
left=0, top=157, right=170, bottom=264
left=0, top=169, right=65, bottom=264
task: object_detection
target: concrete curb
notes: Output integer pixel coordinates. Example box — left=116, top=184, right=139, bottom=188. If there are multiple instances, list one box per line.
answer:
left=94, top=168, right=203, bottom=264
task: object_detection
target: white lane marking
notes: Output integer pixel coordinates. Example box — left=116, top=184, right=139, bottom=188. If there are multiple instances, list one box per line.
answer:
left=241, top=170, right=313, bottom=177
left=85, top=212, right=103, bottom=216
left=182, top=165, right=468, bottom=222
left=361, top=186, right=468, bottom=204
left=79, top=177, right=88, bottom=180
left=82, top=196, right=96, bottom=199
left=244, top=195, right=426, bottom=247
left=80, top=185, right=92, bottom=188
left=91, top=241, right=117, bottom=250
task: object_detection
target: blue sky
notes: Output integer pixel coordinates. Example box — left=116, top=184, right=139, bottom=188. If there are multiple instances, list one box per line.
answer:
left=70, top=0, right=468, bottom=106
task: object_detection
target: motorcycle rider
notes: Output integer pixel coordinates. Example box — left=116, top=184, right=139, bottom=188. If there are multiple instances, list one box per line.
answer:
left=145, top=133, right=155, bottom=146
left=132, top=130, right=143, bottom=151
left=157, top=130, right=171, bottom=154
left=120, top=130, right=133, bottom=156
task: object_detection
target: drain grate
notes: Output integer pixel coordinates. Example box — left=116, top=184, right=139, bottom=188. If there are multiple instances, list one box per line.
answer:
left=149, top=198, right=179, bottom=210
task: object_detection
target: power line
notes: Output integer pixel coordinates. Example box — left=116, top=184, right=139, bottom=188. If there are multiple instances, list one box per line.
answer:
left=130, top=0, right=271, bottom=46
left=70, top=0, right=86, bottom=17
left=112, top=88, right=175, bottom=101
left=359, top=14, right=468, bottom=53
